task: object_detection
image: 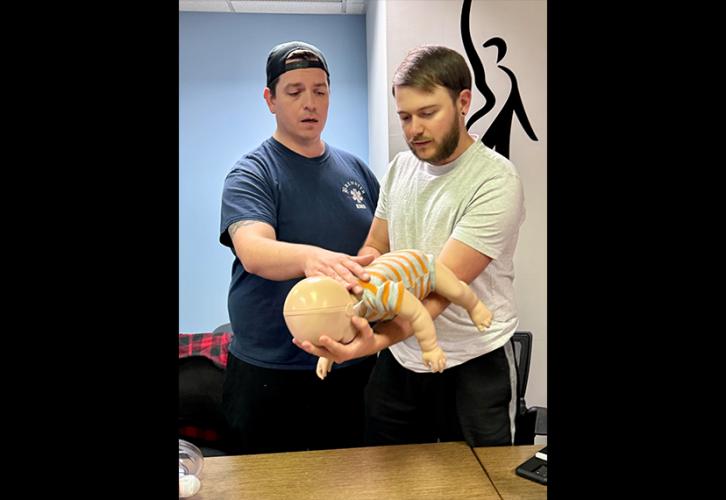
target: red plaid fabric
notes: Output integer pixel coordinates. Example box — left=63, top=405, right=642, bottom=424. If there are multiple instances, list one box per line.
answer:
left=178, top=424, right=222, bottom=443
left=178, top=331, right=232, bottom=369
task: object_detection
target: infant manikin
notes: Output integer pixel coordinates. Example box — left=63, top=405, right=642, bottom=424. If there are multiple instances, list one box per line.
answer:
left=283, top=249, right=492, bottom=379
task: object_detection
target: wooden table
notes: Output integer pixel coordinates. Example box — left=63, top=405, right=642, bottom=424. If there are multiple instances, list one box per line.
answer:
left=194, top=441, right=500, bottom=499
left=473, top=444, right=547, bottom=499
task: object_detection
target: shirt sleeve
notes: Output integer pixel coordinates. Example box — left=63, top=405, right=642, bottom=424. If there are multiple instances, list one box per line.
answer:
left=219, top=159, right=277, bottom=248
left=375, top=154, right=400, bottom=221
left=451, top=170, right=524, bottom=260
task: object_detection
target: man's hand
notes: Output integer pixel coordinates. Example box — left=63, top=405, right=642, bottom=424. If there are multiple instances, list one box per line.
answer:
left=293, top=316, right=380, bottom=364
left=304, top=250, right=375, bottom=295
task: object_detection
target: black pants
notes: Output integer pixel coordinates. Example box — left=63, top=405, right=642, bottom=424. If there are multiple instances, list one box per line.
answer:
left=222, top=354, right=376, bottom=455
left=364, top=346, right=514, bottom=447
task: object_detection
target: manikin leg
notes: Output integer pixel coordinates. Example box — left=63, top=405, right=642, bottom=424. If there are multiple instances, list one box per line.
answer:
left=432, top=258, right=492, bottom=331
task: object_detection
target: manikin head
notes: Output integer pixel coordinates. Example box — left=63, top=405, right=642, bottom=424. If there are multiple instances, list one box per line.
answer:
left=283, top=276, right=358, bottom=346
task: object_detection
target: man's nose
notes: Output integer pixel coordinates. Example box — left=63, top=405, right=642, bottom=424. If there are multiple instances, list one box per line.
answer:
left=409, top=116, right=424, bottom=136
left=302, top=91, right=316, bottom=110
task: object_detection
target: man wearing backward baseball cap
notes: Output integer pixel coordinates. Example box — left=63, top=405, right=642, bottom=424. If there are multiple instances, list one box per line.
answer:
left=219, top=41, right=380, bottom=454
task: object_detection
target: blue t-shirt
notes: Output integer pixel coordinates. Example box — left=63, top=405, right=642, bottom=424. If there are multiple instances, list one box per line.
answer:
left=220, top=137, right=380, bottom=369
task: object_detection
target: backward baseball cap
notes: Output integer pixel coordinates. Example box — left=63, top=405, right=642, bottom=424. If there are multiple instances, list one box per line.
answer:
left=266, top=41, right=330, bottom=88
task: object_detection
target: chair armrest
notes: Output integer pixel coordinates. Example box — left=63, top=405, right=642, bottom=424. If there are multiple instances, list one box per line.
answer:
left=531, top=406, right=547, bottom=435
left=514, top=405, right=547, bottom=444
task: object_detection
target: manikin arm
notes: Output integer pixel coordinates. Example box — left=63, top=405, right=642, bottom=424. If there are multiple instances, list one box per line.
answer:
left=316, top=357, right=334, bottom=380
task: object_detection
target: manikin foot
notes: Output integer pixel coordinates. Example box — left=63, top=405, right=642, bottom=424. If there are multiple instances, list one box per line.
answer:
left=468, top=301, right=493, bottom=331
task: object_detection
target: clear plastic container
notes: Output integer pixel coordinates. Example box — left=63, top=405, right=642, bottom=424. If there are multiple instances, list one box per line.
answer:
left=179, top=439, right=204, bottom=497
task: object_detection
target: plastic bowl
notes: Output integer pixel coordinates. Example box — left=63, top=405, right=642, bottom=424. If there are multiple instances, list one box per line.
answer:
left=179, top=439, right=204, bottom=497
left=179, top=438, right=204, bottom=476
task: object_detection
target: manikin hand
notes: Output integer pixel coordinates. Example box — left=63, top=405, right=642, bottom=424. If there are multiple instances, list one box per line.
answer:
left=304, top=250, right=374, bottom=295
left=293, top=316, right=379, bottom=365
left=316, top=357, right=334, bottom=380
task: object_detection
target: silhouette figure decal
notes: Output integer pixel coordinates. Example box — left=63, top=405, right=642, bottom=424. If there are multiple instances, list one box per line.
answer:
left=460, top=0, right=538, bottom=158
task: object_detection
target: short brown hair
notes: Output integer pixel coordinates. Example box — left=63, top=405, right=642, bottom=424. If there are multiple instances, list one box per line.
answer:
left=392, top=45, right=471, bottom=102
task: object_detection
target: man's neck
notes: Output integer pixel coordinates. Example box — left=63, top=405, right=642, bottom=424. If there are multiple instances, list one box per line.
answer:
left=273, top=130, right=325, bottom=158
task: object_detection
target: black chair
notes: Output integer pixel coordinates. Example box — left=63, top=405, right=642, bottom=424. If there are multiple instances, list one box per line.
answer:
left=212, top=322, right=232, bottom=334
left=511, top=331, right=547, bottom=444
left=179, top=331, right=235, bottom=456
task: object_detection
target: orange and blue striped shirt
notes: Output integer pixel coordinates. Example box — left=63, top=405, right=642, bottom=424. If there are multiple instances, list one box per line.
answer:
left=356, top=249, right=436, bottom=322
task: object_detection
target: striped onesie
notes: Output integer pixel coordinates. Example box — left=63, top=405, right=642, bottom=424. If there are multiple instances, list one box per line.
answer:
left=356, top=249, right=436, bottom=322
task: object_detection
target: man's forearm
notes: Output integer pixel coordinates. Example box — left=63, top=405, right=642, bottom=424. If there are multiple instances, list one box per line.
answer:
left=238, top=237, right=315, bottom=280
left=358, top=245, right=382, bottom=259
left=359, top=216, right=389, bottom=257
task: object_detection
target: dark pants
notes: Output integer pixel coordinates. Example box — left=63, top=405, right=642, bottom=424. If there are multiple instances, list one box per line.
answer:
left=364, top=347, right=513, bottom=447
left=222, top=354, right=376, bottom=455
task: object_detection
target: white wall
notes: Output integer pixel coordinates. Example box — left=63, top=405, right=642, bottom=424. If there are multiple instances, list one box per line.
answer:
left=369, top=0, right=547, bottom=409
left=366, top=0, right=390, bottom=179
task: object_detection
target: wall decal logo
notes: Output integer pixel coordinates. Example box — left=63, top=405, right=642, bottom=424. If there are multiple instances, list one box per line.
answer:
left=460, top=0, right=538, bottom=158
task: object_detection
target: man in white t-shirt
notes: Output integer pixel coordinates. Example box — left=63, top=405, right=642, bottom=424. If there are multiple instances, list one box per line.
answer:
left=294, top=45, right=525, bottom=446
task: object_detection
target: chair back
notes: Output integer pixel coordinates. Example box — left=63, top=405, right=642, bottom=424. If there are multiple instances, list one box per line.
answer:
left=510, top=331, right=532, bottom=417
left=511, top=331, right=544, bottom=444
left=212, top=322, right=232, bottom=334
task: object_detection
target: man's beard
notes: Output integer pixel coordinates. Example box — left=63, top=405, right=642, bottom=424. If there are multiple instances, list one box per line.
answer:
left=408, top=115, right=460, bottom=165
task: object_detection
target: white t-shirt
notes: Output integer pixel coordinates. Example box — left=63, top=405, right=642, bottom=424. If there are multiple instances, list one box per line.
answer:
left=376, top=139, right=525, bottom=372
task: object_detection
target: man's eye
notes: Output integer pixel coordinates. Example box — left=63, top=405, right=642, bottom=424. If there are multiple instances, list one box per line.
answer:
left=288, top=92, right=300, bottom=97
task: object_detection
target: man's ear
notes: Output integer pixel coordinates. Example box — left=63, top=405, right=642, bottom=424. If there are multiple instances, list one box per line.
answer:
left=458, top=89, right=472, bottom=116
left=263, top=87, right=275, bottom=114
